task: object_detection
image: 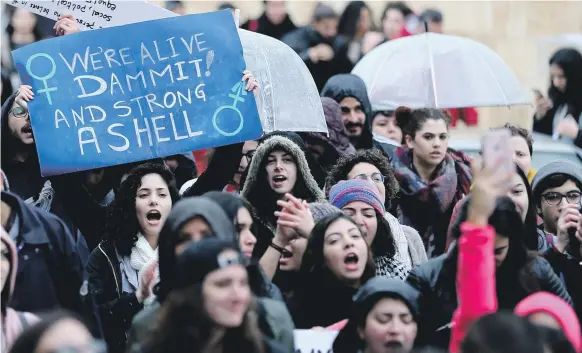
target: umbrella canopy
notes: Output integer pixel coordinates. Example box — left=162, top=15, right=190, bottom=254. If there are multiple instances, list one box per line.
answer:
left=352, top=32, right=531, bottom=110
left=238, top=29, right=327, bottom=133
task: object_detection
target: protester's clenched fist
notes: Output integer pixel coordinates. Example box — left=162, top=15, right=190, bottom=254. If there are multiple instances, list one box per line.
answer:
left=54, top=14, right=80, bottom=36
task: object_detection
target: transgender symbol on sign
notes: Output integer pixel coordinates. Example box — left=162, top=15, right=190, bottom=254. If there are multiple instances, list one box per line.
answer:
left=212, top=81, right=248, bottom=137
left=25, top=53, right=58, bottom=105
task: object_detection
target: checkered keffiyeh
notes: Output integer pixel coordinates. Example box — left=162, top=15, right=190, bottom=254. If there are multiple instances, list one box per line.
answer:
left=374, top=255, right=410, bottom=280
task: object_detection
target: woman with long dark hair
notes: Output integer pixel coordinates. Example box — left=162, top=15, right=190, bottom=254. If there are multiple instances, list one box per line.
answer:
left=407, top=179, right=572, bottom=351
left=447, top=166, right=549, bottom=253
left=533, top=48, right=582, bottom=148
left=288, top=213, right=376, bottom=328
left=87, top=163, right=179, bottom=353
left=338, top=1, right=374, bottom=64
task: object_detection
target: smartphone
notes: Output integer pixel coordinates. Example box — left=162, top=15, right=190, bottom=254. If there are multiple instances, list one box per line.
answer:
left=482, top=129, right=514, bottom=176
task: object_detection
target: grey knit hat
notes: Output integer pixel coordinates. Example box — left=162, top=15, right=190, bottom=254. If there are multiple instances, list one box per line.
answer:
left=532, top=160, right=582, bottom=195
left=308, top=202, right=342, bottom=222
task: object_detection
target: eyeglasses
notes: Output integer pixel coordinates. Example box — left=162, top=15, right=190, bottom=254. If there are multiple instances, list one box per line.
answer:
left=242, top=150, right=256, bottom=163
left=9, top=106, right=28, bottom=119
left=353, top=173, right=385, bottom=183
left=541, top=191, right=582, bottom=206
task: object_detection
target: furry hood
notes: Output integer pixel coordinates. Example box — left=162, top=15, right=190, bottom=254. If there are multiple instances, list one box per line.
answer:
left=241, top=135, right=326, bottom=212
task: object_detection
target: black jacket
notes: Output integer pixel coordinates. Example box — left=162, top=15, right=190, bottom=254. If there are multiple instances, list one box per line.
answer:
left=241, top=13, right=297, bottom=40
left=87, top=240, right=143, bottom=353
left=406, top=254, right=573, bottom=350
left=282, top=26, right=353, bottom=92
left=544, top=245, right=582, bottom=324
left=1, top=191, right=85, bottom=314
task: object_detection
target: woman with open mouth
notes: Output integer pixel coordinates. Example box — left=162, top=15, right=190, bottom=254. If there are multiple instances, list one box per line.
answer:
left=241, top=132, right=326, bottom=276
left=87, top=163, right=179, bottom=353
left=286, top=213, right=375, bottom=328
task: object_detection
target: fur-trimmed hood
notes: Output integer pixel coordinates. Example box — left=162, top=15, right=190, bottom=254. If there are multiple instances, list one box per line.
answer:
left=241, top=135, right=326, bottom=228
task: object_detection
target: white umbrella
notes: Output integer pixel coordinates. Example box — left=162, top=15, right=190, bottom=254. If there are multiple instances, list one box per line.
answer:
left=352, top=33, right=531, bottom=110
left=238, top=29, right=327, bottom=133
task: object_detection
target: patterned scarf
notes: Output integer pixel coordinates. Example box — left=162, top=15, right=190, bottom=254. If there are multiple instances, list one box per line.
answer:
left=392, top=147, right=472, bottom=256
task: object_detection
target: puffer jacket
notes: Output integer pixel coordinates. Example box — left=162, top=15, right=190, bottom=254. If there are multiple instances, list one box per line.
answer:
left=407, top=252, right=572, bottom=350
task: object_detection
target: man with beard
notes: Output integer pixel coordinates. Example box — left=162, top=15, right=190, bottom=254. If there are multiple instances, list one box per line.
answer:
left=0, top=86, right=92, bottom=257
left=321, top=73, right=374, bottom=150
left=282, top=3, right=353, bottom=91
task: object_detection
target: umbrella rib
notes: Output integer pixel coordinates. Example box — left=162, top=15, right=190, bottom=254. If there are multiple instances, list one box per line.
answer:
left=425, top=34, right=439, bottom=108
left=473, top=46, right=509, bottom=106
left=256, top=40, right=277, bottom=132
left=368, top=44, right=392, bottom=101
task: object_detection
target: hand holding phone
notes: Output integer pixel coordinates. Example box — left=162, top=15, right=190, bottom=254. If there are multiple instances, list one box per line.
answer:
left=481, top=129, right=514, bottom=180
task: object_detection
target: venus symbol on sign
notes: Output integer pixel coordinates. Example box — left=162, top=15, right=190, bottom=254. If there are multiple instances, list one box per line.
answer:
left=25, top=53, right=58, bottom=105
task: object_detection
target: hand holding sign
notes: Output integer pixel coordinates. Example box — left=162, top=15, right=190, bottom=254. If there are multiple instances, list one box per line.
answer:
left=54, top=14, right=81, bottom=36
left=12, top=10, right=262, bottom=176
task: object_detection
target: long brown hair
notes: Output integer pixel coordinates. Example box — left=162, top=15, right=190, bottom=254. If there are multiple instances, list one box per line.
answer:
left=142, top=284, right=265, bottom=353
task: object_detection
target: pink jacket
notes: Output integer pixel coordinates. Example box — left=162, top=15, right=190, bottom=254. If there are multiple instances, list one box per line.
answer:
left=448, top=222, right=498, bottom=353
left=1, top=231, right=39, bottom=351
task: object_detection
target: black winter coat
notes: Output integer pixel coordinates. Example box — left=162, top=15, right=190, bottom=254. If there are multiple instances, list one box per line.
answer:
left=544, top=245, right=582, bottom=324
left=87, top=240, right=143, bottom=353
left=1, top=191, right=85, bottom=314
left=406, top=254, right=573, bottom=350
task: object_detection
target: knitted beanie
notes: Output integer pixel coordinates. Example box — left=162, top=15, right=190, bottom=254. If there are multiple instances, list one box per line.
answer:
left=531, top=160, right=582, bottom=195
left=329, top=179, right=385, bottom=214
left=308, top=202, right=342, bottom=222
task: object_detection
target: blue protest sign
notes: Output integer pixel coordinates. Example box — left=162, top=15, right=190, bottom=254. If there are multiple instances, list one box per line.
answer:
left=12, top=10, right=262, bottom=176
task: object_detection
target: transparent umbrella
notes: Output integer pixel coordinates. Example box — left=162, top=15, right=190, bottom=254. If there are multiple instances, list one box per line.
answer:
left=238, top=29, right=327, bottom=133
left=352, top=33, right=531, bottom=110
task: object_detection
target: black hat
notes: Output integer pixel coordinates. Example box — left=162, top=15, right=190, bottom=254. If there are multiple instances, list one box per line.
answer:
left=175, top=238, right=248, bottom=289
left=353, top=277, right=419, bottom=318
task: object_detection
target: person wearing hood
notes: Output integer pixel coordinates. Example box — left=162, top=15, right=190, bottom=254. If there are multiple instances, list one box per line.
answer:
left=241, top=0, right=297, bottom=40
left=332, top=277, right=419, bottom=353
left=241, top=132, right=326, bottom=237
left=321, top=74, right=374, bottom=150
left=282, top=3, right=353, bottom=92
left=203, top=191, right=284, bottom=301
left=127, top=197, right=295, bottom=353
left=1, top=229, right=39, bottom=352
left=87, top=163, right=180, bottom=353
left=326, top=149, right=428, bottom=269
left=515, top=292, right=581, bottom=352
left=300, top=97, right=356, bottom=172
left=140, top=238, right=287, bottom=353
